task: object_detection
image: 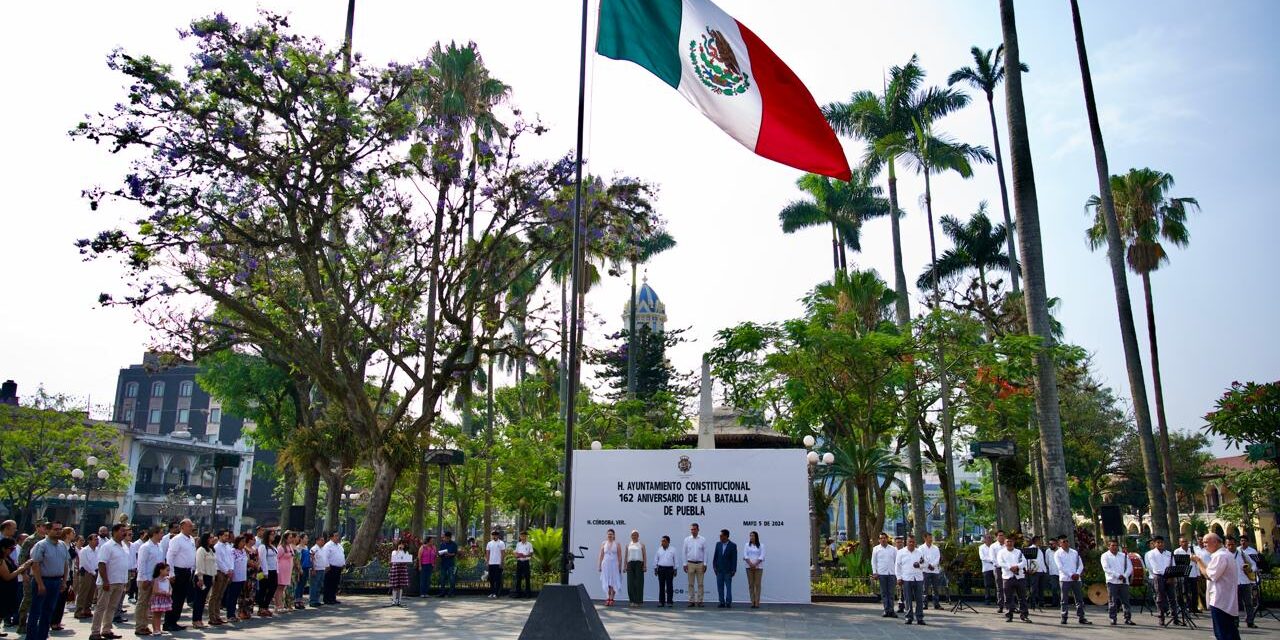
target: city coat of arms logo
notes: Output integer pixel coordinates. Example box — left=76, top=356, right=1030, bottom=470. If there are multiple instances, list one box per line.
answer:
left=689, top=27, right=751, bottom=96
left=677, top=455, right=692, bottom=474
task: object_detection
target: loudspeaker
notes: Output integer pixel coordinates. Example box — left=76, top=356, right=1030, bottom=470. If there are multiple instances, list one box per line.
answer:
left=1100, top=505, right=1124, bottom=537
left=894, top=522, right=907, bottom=538
left=288, top=505, right=305, bottom=530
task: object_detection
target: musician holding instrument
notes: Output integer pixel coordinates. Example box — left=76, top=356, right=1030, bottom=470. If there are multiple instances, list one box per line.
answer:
left=1053, top=535, right=1092, bottom=625
left=1227, top=536, right=1258, bottom=629
left=1144, top=535, right=1178, bottom=626
left=1100, top=539, right=1135, bottom=626
left=1191, top=533, right=1240, bottom=640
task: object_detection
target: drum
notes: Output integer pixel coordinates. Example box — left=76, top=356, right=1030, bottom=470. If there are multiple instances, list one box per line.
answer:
left=1128, top=553, right=1145, bottom=587
left=1087, top=583, right=1110, bottom=606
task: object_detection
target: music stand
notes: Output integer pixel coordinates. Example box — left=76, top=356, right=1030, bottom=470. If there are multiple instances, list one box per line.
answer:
left=1164, top=564, right=1196, bottom=629
left=948, top=572, right=980, bottom=615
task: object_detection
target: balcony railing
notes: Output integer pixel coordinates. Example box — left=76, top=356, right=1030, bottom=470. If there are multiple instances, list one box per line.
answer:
left=133, top=482, right=236, bottom=497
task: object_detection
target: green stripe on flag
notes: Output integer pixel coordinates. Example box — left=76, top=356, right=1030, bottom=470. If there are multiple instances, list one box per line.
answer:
left=597, top=0, right=683, bottom=88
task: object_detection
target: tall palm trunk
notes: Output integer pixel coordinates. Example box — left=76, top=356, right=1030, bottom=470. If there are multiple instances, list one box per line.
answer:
left=885, top=162, right=928, bottom=540
left=921, top=167, right=954, bottom=540
left=1143, top=272, right=1180, bottom=537
left=998, top=0, right=1073, bottom=538
left=829, top=223, right=841, bottom=275
left=985, top=92, right=1020, bottom=293
left=1068, top=0, right=1168, bottom=540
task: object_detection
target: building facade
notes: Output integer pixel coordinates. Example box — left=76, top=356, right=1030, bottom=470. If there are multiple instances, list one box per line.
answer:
left=112, top=352, right=279, bottom=531
left=621, top=278, right=667, bottom=334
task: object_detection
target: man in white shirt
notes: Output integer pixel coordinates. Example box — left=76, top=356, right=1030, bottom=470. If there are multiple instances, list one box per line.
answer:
left=919, top=532, right=942, bottom=611
left=1228, top=536, right=1257, bottom=628
left=512, top=531, right=534, bottom=599
left=484, top=530, right=506, bottom=599
left=74, top=534, right=99, bottom=619
left=653, top=536, right=677, bottom=608
left=1173, top=536, right=1202, bottom=613
left=895, top=535, right=926, bottom=625
left=209, top=530, right=233, bottom=625
left=996, top=536, right=1029, bottom=623
left=163, top=519, right=196, bottom=631
left=990, top=531, right=1008, bottom=612
left=309, top=537, right=328, bottom=607
left=1144, top=535, right=1175, bottom=625
left=1100, top=539, right=1134, bottom=625
left=91, top=524, right=130, bottom=640
left=977, top=533, right=996, bottom=606
left=681, top=523, right=707, bottom=607
left=871, top=532, right=898, bottom=618
left=1024, top=535, right=1048, bottom=610
left=1192, top=533, right=1239, bottom=640
left=133, top=526, right=164, bottom=635
left=1053, top=535, right=1091, bottom=625
left=322, top=533, right=346, bottom=605
left=123, top=529, right=138, bottom=605
left=1038, top=535, right=1059, bottom=608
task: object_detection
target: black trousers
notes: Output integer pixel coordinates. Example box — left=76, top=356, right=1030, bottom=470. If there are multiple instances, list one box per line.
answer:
left=165, top=567, right=192, bottom=628
left=1153, top=575, right=1174, bottom=619
left=323, top=567, right=341, bottom=603
left=1002, top=577, right=1029, bottom=620
left=514, top=561, right=532, bottom=597
left=487, top=564, right=503, bottom=597
left=656, top=566, right=675, bottom=605
left=982, top=569, right=998, bottom=604
left=256, top=570, right=278, bottom=608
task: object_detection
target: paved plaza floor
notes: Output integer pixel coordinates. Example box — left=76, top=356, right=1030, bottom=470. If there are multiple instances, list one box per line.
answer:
left=56, top=595, right=1276, bottom=639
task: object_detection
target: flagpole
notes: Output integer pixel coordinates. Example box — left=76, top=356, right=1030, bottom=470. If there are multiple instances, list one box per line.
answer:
left=560, top=0, right=590, bottom=586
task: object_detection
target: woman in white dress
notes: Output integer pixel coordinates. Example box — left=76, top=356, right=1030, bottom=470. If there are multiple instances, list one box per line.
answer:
left=598, top=529, right=624, bottom=606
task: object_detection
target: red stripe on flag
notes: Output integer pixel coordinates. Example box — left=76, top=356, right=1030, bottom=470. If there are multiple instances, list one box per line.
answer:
left=736, top=21, right=851, bottom=181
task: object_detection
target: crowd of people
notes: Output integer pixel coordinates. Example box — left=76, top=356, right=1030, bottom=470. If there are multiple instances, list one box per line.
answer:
left=0, top=517, right=351, bottom=640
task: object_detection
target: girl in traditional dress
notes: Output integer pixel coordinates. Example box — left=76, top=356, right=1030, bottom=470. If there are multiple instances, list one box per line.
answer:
left=149, top=563, right=172, bottom=635
left=389, top=542, right=412, bottom=606
left=598, top=529, right=624, bottom=606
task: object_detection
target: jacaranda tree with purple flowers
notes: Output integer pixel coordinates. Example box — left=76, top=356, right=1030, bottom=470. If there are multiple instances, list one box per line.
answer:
left=72, top=12, right=576, bottom=563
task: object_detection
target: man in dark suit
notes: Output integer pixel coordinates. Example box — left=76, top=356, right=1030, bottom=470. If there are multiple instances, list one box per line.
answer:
left=712, top=530, right=738, bottom=608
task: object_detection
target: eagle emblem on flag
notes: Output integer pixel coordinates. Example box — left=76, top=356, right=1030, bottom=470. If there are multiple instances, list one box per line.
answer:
left=689, top=27, right=751, bottom=96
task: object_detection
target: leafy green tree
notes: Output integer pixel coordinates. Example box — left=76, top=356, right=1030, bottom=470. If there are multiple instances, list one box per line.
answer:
left=0, top=389, right=130, bottom=529
left=1204, top=380, right=1280, bottom=458
left=73, top=13, right=570, bottom=563
left=948, top=45, right=1027, bottom=292
left=1088, top=167, right=1200, bottom=538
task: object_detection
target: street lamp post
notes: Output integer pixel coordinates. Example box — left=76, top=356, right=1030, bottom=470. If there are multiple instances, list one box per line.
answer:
left=803, top=436, right=834, bottom=572
left=340, top=486, right=360, bottom=538
left=72, top=456, right=110, bottom=536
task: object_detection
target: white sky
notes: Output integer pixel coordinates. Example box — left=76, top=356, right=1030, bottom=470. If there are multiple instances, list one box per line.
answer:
left=2, top=1, right=1276, bottom=458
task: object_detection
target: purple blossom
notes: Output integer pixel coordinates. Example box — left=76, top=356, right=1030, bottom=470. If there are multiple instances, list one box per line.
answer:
left=198, top=53, right=219, bottom=71
left=480, top=185, right=494, bottom=198
left=125, top=174, right=145, bottom=198
left=232, top=124, right=247, bottom=138
left=236, top=210, right=251, bottom=220
left=246, top=257, right=259, bottom=271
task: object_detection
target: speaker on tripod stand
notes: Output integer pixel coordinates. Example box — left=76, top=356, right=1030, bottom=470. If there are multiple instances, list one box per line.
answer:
left=1101, top=505, right=1125, bottom=538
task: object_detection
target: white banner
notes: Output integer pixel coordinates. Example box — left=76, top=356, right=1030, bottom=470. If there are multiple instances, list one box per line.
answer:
left=568, top=448, right=811, bottom=604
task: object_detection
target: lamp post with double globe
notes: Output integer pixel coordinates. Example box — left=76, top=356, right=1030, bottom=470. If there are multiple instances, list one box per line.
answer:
left=71, top=456, right=111, bottom=536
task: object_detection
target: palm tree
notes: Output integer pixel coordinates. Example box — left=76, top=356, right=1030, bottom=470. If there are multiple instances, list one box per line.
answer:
left=998, top=0, right=1073, bottom=538
left=917, top=203, right=1013, bottom=309
left=1087, top=167, right=1199, bottom=538
left=1067, top=0, right=1169, bottom=540
left=948, top=46, right=1027, bottom=293
left=778, top=172, right=889, bottom=275
left=824, top=55, right=966, bottom=538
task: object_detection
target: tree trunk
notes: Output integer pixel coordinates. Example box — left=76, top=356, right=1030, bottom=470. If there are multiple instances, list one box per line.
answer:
left=279, top=467, right=297, bottom=530
left=411, top=458, right=429, bottom=538
left=986, top=93, right=1020, bottom=293
left=323, top=473, right=341, bottom=536
left=994, top=460, right=1021, bottom=532
left=628, top=260, right=638, bottom=397
left=1029, top=447, right=1043, bottom=535
left=856, top=480, right=874, bottom=555
left=886, top=162, right=927, bottom=541
left=302, top=470, right=319, bottom=537
left=1036, top=447, right=1050, bottom=535
left=844, top=481, right=856, bottom=547
left=921, top=166, right=954, bottom=541
left=1067, top=0, right=1169, bottom=541
left=1142, top=272, right=1180, bottom=538
left=999, top=0, right=1073, bottom=539
left=348, top=452, right=400, bottom=565
left=829, top=223, right=841, bottom=276
left=483, top=357, right=495, bottom=538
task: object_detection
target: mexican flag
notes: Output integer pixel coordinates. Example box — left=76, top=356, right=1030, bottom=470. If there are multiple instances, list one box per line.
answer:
left=597, top=0, right=852, bottom=181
